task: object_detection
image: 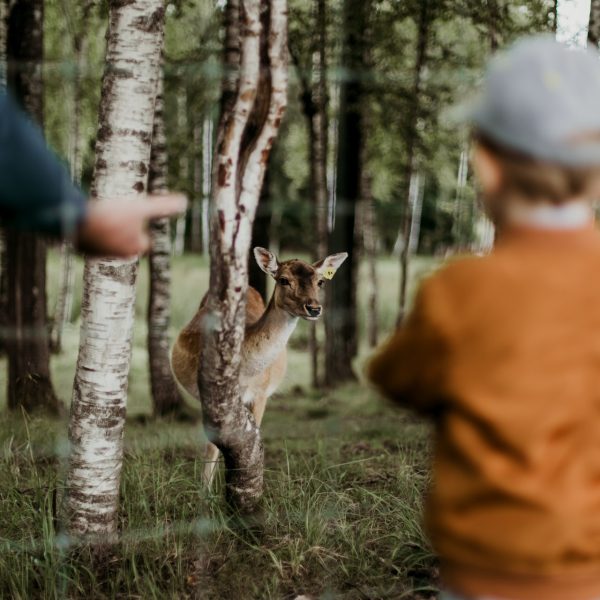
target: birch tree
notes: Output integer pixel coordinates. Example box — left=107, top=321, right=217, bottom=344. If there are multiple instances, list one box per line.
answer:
left=362, top=169, right=378, bottom=348
left=65, top=0, right=164, bottom=537
left=397, top=0, right=431, bottom=324
left=50, top=0, right=96, bottom=353
left=198, top=0, right=288, bottom=514
left=5, top=0, right=60, bottom=413
left=148, top=71, right=185, bottom=418
left=201, top=116, right=213, bottom=256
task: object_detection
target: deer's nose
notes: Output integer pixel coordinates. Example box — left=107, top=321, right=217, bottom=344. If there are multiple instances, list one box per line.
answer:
left=305, top=303, right=322, bottom=318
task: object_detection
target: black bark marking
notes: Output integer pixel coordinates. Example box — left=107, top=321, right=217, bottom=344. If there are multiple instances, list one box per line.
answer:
left=132, top=7, right=165, bottom=33
left=97, top=124, right=113, bottom=142
left=98, top=263, right=136, bottom=286
left=218, top=163, right=229, bottom=187
left=110, top=0, right=136, bottom=8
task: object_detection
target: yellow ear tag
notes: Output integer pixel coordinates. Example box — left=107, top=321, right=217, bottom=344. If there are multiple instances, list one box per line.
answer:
left=323, top=267, right=337, bottom=280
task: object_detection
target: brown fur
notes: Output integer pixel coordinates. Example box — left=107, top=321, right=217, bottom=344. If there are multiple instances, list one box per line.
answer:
left=171, top=250, right=347, bottom=486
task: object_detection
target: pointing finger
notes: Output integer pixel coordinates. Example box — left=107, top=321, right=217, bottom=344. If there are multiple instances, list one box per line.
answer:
left=142, top=193, right=188, bottom=219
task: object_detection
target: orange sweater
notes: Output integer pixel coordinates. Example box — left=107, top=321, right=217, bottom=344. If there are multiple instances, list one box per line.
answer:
left=368, top=225, right=600, bottom=600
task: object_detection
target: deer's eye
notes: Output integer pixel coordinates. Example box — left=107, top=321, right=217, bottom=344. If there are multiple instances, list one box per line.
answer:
left=317, top=280, right=325, bottom=288
left=279, top=277, right=290, bottom=286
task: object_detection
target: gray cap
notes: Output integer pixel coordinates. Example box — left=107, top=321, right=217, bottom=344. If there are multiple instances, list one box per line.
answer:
left=459, top=35, right=600, bottom=166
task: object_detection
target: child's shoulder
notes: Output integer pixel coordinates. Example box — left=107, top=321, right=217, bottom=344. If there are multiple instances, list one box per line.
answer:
left=427, top=253, right=504, bottom=290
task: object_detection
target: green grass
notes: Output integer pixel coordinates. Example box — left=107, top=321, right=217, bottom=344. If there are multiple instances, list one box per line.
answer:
left=0, top=251, right=441, bottom=599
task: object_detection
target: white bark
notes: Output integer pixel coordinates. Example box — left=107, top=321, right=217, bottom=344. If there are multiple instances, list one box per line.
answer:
left=173, top=85, right=188, bottom=256
left=452, top=145, right=470, bottom=250
left=198, top=0, right=288, bottom=512
left=191, top=123, right=202, bottom=252
left=51, top=18, right=88, bottom=353
left=327, top=82, right=340, bottom=233
left=407, top=171, right=424, bottom=255
left=65, top=0, right=164, bottom=538
left=202, top=116, right=213, bottom=256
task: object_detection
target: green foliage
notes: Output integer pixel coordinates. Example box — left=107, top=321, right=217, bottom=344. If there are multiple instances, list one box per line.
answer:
left=0, top=394, right=434, bottom=599
left=40, top=0, right=557, bottom=254
left=0, top=253, right=440, bottom=598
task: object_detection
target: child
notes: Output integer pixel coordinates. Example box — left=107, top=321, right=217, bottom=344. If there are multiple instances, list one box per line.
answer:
left=368, top=36, right=600, bottom=600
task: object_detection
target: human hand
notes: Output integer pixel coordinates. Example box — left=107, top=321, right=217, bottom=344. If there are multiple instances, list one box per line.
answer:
left=76, top=193, right=187, bottom=257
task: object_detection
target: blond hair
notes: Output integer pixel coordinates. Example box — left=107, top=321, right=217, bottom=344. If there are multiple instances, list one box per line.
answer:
left=474, top=133, right=600, bottom=204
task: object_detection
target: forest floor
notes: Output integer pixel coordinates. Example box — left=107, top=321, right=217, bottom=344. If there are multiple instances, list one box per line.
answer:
left=0, top=251, right=442, bottom=599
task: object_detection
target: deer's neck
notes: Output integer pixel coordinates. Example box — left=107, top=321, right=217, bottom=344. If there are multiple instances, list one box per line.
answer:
left=241, top=297, right=298, bottom=378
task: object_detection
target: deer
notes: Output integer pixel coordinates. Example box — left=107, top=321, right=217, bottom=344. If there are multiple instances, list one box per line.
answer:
left=171, top=246, right=348, bottom=487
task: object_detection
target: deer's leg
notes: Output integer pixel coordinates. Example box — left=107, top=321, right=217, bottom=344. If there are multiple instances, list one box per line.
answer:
left=252, top=394, right=268, bottom=427
left=202, top=442, right=221, bottom=489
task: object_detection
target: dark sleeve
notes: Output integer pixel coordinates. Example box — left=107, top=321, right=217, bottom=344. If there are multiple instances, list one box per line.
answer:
left=0, top=93, right=87, bottom=237
left=366, top=277, right=451, bottom=416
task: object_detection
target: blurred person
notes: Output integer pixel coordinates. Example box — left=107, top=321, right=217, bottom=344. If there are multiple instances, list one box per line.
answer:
left=0, top=93, right=186, bottom=256
left=368, top=36, right=600, bottom=600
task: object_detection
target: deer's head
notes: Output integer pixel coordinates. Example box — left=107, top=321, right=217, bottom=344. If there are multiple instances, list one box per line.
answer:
left=254, top=247, right=348, bottom=321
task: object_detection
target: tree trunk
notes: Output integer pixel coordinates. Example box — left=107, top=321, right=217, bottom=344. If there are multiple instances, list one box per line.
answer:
left=50, top=2, right=93, bottom=354
left=65, top=0, right=164, bottom=538
left=452, top=145, right=469, bottom=250
left=148, top=71, right=184, bottom=419
left=248, top=163, right=271, bottom=300
left=589, top=0, right=600, bottom=48
left=397, top=0, right=430, bottom=324
left=488, top=0, right=501, bottom=52
left=173, top=83, right=188, bottom=256
left=5, top=0, right=59, bottom=413
left=191, top=122, right=203, bottom=253
left=324, top=0, right=368, bottom=386
left=201, top=116, right=213, bottom=256
left=305, top=0, right=329, bottom=388
left=198, top=0, right=288, bottom=515
left=407, top=171, right=424, bottom=254
left=362, top=169, right=378, bottom=348
left=50, top=241, right=75, bottom=353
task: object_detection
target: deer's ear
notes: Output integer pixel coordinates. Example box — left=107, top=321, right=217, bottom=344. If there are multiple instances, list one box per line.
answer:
left=253, top=247, right=279, bottom=278
left=314, top=252, right=348, bottom=280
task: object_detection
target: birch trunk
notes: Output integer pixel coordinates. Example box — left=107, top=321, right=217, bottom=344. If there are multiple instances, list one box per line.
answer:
left=407, top=172, right=424, bottom=255
left=201, top=116, right=213, bottom=256
left=397, top=0, right=430, bottom=324
left=191, top=123, right=203, bottom=253
left=589, top=0, right=600, bottom=48
left=5, top=0, right=59, bottom=413
left=65, top=0, right=164, bottom=538
left=173, top=84, right=188, bottom=256
left=50, top=2, right=93, bottom=353
left=362, top=169, right=378, bottom=348
left=452, top=145, right=469, bottom=250
left=198, top=0, right=288, bottom=514
left=148, top=72, right=184, bottom=418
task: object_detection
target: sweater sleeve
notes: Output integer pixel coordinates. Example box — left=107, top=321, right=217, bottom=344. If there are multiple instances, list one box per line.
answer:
left=0, top=93, right=87, bottom=237
left=366, top=276, right=451, bottom=416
